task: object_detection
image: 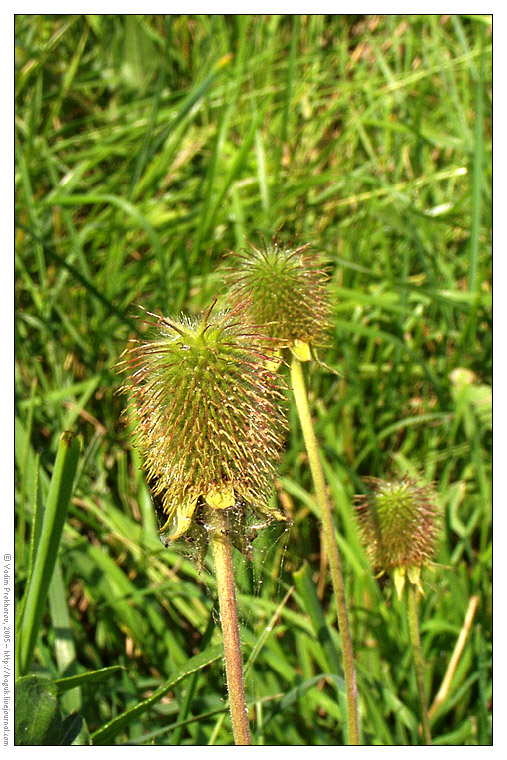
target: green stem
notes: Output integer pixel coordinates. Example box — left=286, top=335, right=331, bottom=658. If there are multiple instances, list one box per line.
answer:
left=210, top=511, right=252, bottom=746
left=406, top=582, right=432, bottom=745
left=290, top=354, right=359, bottom=745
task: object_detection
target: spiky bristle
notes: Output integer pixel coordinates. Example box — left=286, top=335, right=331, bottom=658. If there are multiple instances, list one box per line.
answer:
left=227, top=239, right=332, bottom=348
left=354, top=476, right=440, bottom=576
left=119, top=303, right=287, bottom=540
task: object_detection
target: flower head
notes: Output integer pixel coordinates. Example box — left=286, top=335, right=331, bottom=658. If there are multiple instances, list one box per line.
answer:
left=227, top=235, right=331, bottom=359
left=354, top=476, right=440, bottom=598
left=118, top=302, right=287, bottom=552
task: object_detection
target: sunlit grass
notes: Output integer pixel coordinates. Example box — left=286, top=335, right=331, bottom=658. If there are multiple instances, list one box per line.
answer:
left=15, top=14, right=491, bottom=745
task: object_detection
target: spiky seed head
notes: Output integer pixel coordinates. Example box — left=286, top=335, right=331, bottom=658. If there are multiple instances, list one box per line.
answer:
left=118, top=302, right=287, bottom=547
left=227, top=237, right=332, bottom=356
left=354, top=476, right=440, bottom=598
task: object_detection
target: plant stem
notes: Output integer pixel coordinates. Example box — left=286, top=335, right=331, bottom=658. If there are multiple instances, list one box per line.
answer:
left=406, top=582, right=432, bottom=745
left=210, top=511, right=252, bottom=746
left=290, top=354, right=359, bottom=745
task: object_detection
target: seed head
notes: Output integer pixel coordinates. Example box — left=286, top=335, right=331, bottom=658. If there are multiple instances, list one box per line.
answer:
left=118, top=302, right=287, bottom=549
left=227, top=236, right=332, bottom=357
left=354, top=476, right=440, bottom=598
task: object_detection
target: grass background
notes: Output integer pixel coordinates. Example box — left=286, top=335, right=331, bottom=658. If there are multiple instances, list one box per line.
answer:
left=14, top=14, right=492, bottom=746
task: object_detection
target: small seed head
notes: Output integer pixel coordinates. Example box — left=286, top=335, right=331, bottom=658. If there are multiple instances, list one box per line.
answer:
left=354, top=476, right=440, bottom=597
left=118, top=302, right=287, bottom=547
left=228, top=237, right=332, bottom=352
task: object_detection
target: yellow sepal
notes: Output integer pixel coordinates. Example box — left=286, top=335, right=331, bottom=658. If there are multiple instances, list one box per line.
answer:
left=407, top=565, right=425, bottom=596
left=168, top=493, right=200, bottom=541
left=291, top=340, right=312, bottom=362
left=204, top=485, right=235, bottom=510
left=393, top=566, right=406, bottom=601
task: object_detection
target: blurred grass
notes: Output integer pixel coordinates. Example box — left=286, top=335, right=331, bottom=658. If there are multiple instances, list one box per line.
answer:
left=15, top=14, right=491, bottom=745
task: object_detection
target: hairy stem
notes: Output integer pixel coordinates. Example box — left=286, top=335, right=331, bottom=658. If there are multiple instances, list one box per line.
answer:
left=407, top=582, right=432, bottom=745
left=210, top=511, right=251, bottom=746
left=290, top=354, right=359, bottom=745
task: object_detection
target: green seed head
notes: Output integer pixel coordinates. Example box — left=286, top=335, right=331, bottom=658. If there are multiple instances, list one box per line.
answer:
left=119, top=302, right=287, bottom=549
left=228, top=237, right=332, bottom=354
left=354, top=476, right=440, bottom=597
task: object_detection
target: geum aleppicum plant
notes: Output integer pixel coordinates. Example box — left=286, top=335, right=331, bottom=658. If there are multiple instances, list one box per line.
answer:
left=118, top=300, right=287, bottom=746
left=354, top=476, right=440, bottom=745
left=227, top=234, right=360, bottom=745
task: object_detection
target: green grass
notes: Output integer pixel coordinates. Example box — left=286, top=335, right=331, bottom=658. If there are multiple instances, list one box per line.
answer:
left=15, top=14, right=491, bottom=745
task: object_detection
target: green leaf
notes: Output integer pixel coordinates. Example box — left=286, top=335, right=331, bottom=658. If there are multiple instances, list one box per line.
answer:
left=292, top=563, right=341, bottom=676
left=60, top=714, right=92, bottom=746
left=54, top=666, right=125, bottom=694
left=91, top=645, right=223, bottom=745
left=280, top=673, right=343, bottom=712
left=120, top=16, right=158, bottom=91
left=48, top=558, right=81, bottom=713
left=15, top=676, right=62, bottom=746
left=15, top=675, right=93, bottom=745
left=382, top=687, right=418, bottom=731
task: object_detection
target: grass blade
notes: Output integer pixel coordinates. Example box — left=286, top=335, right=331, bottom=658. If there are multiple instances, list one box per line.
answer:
left=293, top=563, right=341, bottom=677
left=47, top=558, right=81, bottom=712
left=91, top=645, right=223, bottom=745
left=18, top=431, right=82, bottom=676
left=54, top=666, right=125, bottom=693
left=469, top=27, right=487, bottom=294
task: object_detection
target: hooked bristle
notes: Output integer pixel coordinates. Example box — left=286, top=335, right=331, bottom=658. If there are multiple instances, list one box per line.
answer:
left=118, top=302, right=287, bottom=544
left=354, top=476, right=440, bottom=580
left=227, top=237, right=332, bottom=349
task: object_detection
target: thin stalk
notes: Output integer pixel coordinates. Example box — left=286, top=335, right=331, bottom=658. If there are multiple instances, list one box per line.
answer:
left=210, top=511, right=251, bottom=746
left=290, top=354, right=359, bottom=745
left=407, top=582, right=431, bottom=745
